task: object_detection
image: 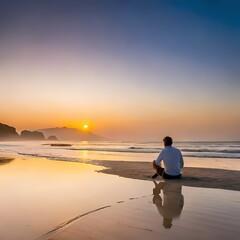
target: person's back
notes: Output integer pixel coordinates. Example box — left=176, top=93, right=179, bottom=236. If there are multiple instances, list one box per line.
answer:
left=159, top=146, right=183, bottom=176
left=153, top=136, right=184, bottom=179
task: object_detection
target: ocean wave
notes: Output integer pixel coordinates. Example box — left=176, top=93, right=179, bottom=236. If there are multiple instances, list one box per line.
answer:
left=66, top=146, right=240, bottom=155
left=68, top=147, right=160, bottom=153
left=17, top=151, right=240, bottom=160
left=184, top=154, right=240, bottom=159
left=18, top=152, right=81, bottom=162
left=2, top=141, right=239, bottom=162
left=180, top=148, right=240, bottom=154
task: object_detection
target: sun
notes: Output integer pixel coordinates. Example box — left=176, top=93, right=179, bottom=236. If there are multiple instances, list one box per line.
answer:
left=83, top=124, right=89, bottom=130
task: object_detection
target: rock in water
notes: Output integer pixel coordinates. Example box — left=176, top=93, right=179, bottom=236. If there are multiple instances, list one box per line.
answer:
left=47, top=135, right=58, bottom=141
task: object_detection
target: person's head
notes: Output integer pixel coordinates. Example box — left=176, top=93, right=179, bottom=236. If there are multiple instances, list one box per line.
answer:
left=163, top=218, right=173, bottom=229
left=163, top=136, right=172, bottom=147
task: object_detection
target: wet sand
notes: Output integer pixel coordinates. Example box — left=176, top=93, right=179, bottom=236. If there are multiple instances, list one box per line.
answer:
left=0, top=156, right=239, bottom=240
left=91, top=160, right=240, bottom=191
left=40, top=179, right=240, bottom=240
left=0, top=156, right=155, bottom=240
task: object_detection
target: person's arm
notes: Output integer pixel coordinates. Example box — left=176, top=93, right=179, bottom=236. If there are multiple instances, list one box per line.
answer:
left=155, top=150, right=163, bottom=166
left=179, top=151, right=184, bottom=168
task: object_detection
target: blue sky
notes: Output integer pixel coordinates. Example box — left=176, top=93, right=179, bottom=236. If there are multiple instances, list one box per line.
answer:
left=1, top=0, right=240, bottom=140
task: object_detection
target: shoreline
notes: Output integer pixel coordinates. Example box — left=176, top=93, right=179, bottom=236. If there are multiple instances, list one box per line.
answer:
left=90, top=160, right=240, bottom=192
left=1, top=156, right=239, bottom=191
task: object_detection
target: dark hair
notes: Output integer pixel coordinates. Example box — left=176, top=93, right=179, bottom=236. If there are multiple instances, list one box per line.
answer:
left=163, top=136, right=172, bottom=146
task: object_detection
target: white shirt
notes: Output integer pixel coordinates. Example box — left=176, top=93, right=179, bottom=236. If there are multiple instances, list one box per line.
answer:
left=155, top=146, right=184, bottom=176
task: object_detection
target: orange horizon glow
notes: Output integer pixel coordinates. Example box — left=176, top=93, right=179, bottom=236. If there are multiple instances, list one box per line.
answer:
left=1, top=107, right=240, bottom=141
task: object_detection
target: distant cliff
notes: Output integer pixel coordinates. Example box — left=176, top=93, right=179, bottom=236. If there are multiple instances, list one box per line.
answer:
left=20, top=130, right=45, bottom=140
left=37, top=127, right=104, bottom=141
left=0, top=123, right=19, bottom=140
left=0, top=123, right=45, bottom=141
left=0, top=122, right=104, bottom=141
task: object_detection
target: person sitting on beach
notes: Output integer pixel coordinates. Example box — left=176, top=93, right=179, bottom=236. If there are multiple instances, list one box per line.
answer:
left=152, top=136, right=184, bottom=179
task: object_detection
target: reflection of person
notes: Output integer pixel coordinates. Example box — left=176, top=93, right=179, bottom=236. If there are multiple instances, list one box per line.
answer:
left=153, top=181, right=184, bottom=229
left=153, top=136, right=184, bottom=179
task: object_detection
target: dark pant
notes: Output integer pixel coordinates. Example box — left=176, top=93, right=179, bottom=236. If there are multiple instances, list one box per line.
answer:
left=162, top=171, right=181, bottom=179
left=153, top=161, right=181, bottom=179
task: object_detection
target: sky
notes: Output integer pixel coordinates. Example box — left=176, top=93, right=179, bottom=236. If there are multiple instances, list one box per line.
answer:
left=0, top=0, right=240, bottom=140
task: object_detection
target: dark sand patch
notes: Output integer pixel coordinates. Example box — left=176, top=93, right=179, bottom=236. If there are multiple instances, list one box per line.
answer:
left=51, top=144, right=72, bottom=147
left=0, top=157, right=15, bottom=165
left=91, top=160, right=240, bottom=191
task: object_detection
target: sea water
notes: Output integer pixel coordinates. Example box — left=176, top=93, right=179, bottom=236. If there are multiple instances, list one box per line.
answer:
left=0, top=140, right=240, bottom=170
